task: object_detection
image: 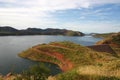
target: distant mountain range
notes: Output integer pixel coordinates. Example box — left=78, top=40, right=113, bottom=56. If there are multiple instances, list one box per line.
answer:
left=0, top=26, right=84, bottom=36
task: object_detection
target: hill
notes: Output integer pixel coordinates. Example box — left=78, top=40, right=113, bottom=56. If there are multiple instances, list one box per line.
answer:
left=95, top=32, right=120, bottom=57
left=18, top=41, right=120, bottom=80
left=92, top=33, right=116, bottom=38
left=0, top=26, right=84, bottom=36
left=96, top=32, right=120, bottom=47
left=0, top=26, right=18, bottom=35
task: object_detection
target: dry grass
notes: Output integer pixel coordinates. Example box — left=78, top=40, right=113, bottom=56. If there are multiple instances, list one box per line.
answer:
left=18, top=41, right=120, bottom=80
left=77, top=65, right=120, bottom=78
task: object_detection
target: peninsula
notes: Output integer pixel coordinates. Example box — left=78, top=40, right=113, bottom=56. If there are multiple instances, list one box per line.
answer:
left=18, top=41, right=120, bottom=80
left=0, top=32, right=120, bottom=80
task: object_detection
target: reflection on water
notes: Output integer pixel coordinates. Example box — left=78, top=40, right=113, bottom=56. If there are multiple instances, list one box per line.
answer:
left=0, top=35, right=101, bottom=75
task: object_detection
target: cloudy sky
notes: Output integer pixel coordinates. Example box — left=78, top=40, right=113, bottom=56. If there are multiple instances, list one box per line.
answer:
left=0, top=0, right=120, bottom=33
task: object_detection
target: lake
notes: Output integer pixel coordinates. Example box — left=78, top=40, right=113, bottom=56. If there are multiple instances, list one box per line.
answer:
left=0, top=35, right=101, bottom=75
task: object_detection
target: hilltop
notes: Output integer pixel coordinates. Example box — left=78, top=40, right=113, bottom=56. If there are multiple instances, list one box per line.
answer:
left=18, top=41, right=120, bottom=80
left=0, top=26, right=84, bottom=36
left=92, top=32, right=117, bottom=38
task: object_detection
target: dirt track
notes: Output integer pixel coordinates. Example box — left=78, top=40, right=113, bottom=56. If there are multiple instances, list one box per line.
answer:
left=32, top=46, right=73, bottom=72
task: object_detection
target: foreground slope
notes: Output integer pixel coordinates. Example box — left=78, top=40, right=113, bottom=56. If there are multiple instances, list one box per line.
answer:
left=19, top=41, right=120, bottom=80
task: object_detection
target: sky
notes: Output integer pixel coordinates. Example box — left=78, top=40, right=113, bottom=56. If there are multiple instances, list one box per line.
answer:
left=0, top=0, right=120, bottom=33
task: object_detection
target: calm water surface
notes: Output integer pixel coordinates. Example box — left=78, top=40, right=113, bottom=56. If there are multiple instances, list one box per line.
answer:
left=0, top=35, right=101, bottom=75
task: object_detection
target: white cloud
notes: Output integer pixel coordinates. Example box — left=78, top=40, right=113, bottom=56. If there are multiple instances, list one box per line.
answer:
left=14, top=0, right=90, bottom=11
left=0, top=7, right=49, bottom=17
left=1, top=0, right=120, bottom=10
left=0, top=0, right=16, bottom=3
left=23, top=0, right=120, bottom=10
left=0, top=7, right=55, bottom=29
left=91, top=0, right=120, bottom=5
left=61, top=21, right=120, bottom=33
left=0, top=14, right=57, bottom=29
left=0, top=0, right=120, bottom=31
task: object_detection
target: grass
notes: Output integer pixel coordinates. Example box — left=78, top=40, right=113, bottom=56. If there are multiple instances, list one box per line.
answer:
left=18, top=41, right=120, bottom=80
left=53, top=60, right=120, bottom=80
left=54, top=66, right=120, bottom=80
left=16, top=32, right=120, bottom=80
left=19, top=48, right=61, bottom=64
left=95, top=32, right=120, bottom=58
left=93, top=33, right=115, bottom=38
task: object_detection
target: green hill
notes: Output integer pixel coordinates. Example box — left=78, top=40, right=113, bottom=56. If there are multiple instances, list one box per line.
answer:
left=18, top=41, right=120, bottom=80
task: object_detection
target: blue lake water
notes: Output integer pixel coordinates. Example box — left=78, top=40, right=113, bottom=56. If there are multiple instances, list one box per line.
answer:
left=0, top=35, right=102, bottom=75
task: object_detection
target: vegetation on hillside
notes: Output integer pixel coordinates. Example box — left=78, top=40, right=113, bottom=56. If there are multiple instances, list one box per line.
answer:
left=96, top=32, right=120, bottom=45
left=112, top=33, right=120, bottom=45
left=15, top=63, right=50, bottom=80
left=96, top=32, right=120, bottom=56
left=18, top=41, right=120, bottom=80
left=0, top=63, right=50, bottom=80
left=93, top=33, right=116, bottom=38
left=0, top=26, right=84, bottom=36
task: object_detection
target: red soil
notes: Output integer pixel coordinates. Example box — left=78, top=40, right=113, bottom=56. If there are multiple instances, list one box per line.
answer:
left=52, top=52, right=73, bottom=72
left=32, top=47, right=73, bottom=72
